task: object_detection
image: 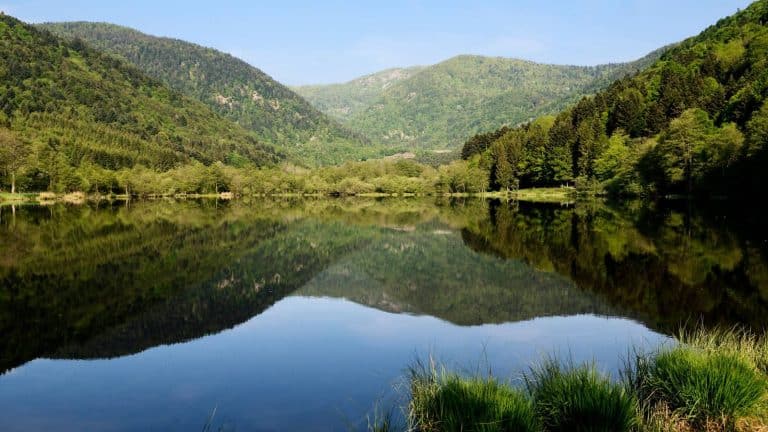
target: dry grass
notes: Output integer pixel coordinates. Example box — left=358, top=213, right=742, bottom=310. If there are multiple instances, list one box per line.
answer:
left=679, top=327, right=768, bottom=377
left=642, top=402, right=768, bottom=431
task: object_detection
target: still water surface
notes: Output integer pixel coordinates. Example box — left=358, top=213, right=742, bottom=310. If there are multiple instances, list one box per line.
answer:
left=0, top=198, right=766, bottom=431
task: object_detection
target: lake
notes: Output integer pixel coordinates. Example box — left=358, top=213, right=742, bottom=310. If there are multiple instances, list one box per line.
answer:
left=0, top=198, right=766, bottom=431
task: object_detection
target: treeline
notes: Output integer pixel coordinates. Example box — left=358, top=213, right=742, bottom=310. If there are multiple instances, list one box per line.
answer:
left=3, top=157, right=487, bottom=196
left=461, top=1, right=768, bottom=197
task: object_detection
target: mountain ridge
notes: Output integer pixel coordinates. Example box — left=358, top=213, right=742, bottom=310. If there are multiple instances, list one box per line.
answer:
left=39, top=21, right=376, bottom=165
left=0, top=14, right=281, bottom=193
left=294, top=66, right=424, bottom=121
left=294, top=49, right=667, bottom=151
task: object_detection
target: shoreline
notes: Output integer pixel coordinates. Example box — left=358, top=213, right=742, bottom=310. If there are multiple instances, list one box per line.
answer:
left=0, top=187, right=580, bottom=205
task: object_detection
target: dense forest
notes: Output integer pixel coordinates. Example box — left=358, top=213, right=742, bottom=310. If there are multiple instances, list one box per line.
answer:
left=40, top=22, right=378, bottom=165
left=0, top=14, right=282, bottom=194
left=295, top=52, right=665, bottom=151
left=462, top=0, right=768, bottom=198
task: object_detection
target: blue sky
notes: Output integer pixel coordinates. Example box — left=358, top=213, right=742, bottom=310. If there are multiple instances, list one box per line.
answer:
left=0, top=0, right=754, bottom=85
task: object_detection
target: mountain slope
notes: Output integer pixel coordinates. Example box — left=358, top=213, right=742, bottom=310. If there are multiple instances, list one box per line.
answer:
left=40, top=22, right=373, bottom=165
left=0, top=14, right=280, bottom=193
left=295, top=52, right=664, bottom=151
left=462, top=0, right=768, bottom=197
left=293, top=66, right=424, bottom=121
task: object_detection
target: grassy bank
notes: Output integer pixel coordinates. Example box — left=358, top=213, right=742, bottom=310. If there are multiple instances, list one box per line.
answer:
left=375, top=328, right=768, bottom=432
left=508, top=187, right=578, bottom=204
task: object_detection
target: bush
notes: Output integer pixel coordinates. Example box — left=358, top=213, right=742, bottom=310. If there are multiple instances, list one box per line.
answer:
left=526, top=360, right=637, bottom=432
left=334, top=177, right=376, bottom=195
left=630, top=346, right=767, bottom=429
left=410, top=372, right=538, bottom=432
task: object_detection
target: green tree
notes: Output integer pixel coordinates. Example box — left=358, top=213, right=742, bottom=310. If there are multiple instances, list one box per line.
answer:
left=576, top=114, right=609, bottom=179
left=522, top=116, right=553, bottom=185
left=491, top=140, right=513, bottom=191
left=609, top=88, right=646, bottom=137
left=705, top=123, right=743, bottom=177
left=594, top=131, right=631, bottom=182
left=746, top=101, right=768, bottom=158
left=655, top=109, right=712, bottom=193
left=545, top=113, right=575, bottom=185
left=0, top=128, right=28, bottom=194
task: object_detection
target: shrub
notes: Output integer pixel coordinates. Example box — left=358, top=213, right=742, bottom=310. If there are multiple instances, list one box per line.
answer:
left=526, top=360, right=637, bottom=432
left=334, top=177, right=376, bottom=195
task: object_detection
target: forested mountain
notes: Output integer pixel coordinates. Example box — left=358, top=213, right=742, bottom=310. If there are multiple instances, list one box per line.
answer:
left=293, top=67, right=423, bottom=121
left=462, top=1, right=768, bottom=198
left=40, top=22, right=374, bottom=165
left=0, top=14, right=281, bottom=193
left=295, top=52, right=664, bottom=151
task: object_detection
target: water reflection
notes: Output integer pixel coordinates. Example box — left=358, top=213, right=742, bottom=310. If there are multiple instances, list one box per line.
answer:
left=0, top=198, right=766, bottom=430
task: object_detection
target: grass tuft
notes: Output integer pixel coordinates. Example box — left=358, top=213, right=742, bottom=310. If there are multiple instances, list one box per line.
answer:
left=629, top=346, right=767, bottom=430
left=525, top=359, right=637, bottom=432
left=396, top=328, right=768, bottom=432
left=409, top=364, right=538, bottom=432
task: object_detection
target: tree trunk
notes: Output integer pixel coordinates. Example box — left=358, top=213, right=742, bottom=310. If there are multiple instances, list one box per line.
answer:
left=10, top=171, right=15, bottom=195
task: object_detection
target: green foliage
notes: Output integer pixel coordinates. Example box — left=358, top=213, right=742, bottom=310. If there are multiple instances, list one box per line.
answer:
left=491, top=140, right=515, bottom=191
left=746, top=100, right=768, bottom=157
left=410, top=368, right=538, bottom=432
left=630, top=347, right=767, bottom=429
left=461, top=127, right=511, bottom=160
left=526, top=360, right=637, bottom=432
left=86, top=157, right=458, bottom=197
left=294, top=67, right=423, bottom=121
left=651, top=109, right=743, bottom=193
left=0, top=14, right=283, bottom=193
left=0, top=127, right=27, bottom=193
left=461, top=1, right=768, bottom=197
left=297, top=53, right=663, bottom=152
left=435, top=160, right=490, bottom=194
left=40, top=22, right=373, bottom=165
left=594, top=131, right=631, bottom=181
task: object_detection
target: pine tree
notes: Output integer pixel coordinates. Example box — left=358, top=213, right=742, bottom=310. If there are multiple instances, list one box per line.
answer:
left=492, top=141, right=513, bottom=191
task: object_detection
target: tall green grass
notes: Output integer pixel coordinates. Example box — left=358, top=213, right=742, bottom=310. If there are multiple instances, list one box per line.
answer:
left=678, top=327, right=768, bottom=376
left=389, top=327, right=768, bottom=432
left=409, top=364, right=538, bottom=432
left=526, top=360, right=637, bottom=432
left=627, top=328, right=768, bottom=430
